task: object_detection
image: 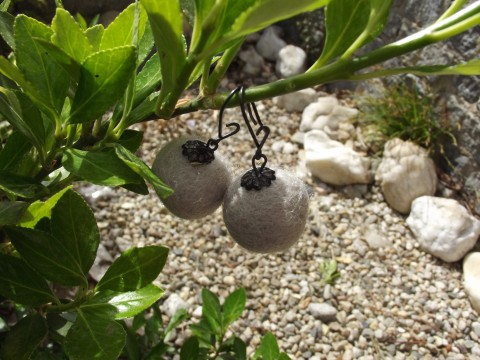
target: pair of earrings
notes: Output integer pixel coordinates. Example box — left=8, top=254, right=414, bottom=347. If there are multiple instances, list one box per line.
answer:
left=152, top=87, right=309, bottom=253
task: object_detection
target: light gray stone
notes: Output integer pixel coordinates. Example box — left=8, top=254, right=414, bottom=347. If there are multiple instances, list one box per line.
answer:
left=273, top=88, right=318, bottom=112
left=255, top=27, right=287, bottom=61
left=276, top=45, right=307, bottom=78
left=407, top=197, right=480, bottom=262
left=308, top=302, right=338, bottom=322
left=463, top=252, right=480, bottom=314
left=300, top=97, right=339, bottom=132
left=376, top=138, right=437, bottom=214
left=163, top=293, right=189, bottom=317
left=304, top=130, right=372, bottom=185
left=238, top=47, right=264, bottom=76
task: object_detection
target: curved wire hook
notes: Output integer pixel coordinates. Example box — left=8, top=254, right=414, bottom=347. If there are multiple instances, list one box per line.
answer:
left=238, top=87, right=271, bottom=175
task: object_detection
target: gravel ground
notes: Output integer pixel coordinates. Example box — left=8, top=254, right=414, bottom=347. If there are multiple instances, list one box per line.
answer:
left=85, top=90, right=480, bottom=360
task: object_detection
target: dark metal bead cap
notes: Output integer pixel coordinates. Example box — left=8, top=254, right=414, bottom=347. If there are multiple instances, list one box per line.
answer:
left=182, top=140, right=215, bottom=164
left=241, top=167, right=276, bottom=191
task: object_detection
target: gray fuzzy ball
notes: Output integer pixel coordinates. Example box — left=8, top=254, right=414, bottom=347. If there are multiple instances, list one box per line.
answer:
left=223, top=169, right=309, bottom=253
left=152, top=136, right=231, bottom=219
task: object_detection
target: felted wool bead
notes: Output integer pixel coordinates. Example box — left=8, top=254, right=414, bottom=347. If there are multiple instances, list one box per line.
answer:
left=223, top=169, right=309, bottom=253
left=152, top=136, right=231, bottom=219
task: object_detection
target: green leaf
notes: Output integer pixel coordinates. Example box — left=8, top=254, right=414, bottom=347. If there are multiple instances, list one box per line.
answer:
left=62, top=148, right=143, bottom=186
left=0, top=170, right=46, bottom=198
left=189, top=318, right=214, bottom=347
left=114, top=143, right=173, bottom=199
left=0, top=11, right=14, bottom=50
left=165, top=308, right=188, bottom=339
left=201, top=288, right=222, bottom=336
left=401, top=60, right=480, bottom=76
left=50, top=189, right=100, bottom=275
left=84, top=24, right=104, bottom=52
left=0, top=87, right=50, bottom=158
left=18, top=186, right=71, bottom=228
left=52, top=8, right=93, bottom=63
left=64, top=310, right=126, bottom=360
left=0, top=0, right=12, bottom=12
left=206, top=0, right=331, bottom=55
left=125, top=91, right=157, bottom=127
left=122, top=180, right=150, bottom=195
left=81, top=284, right=164, bottom=320
left=218, top=336, right=247, bottom=360
left=179, top=0, right=195, bottom=25
left=14, top=15, right=69, bottom=114
left=68, top=45, right=136, bottom=124
left=0, top=131, right=32, bottom=172
left=0, top=313, right=47, bottom=360
left=0, top=201, right=28, bottom=225
left=223, top=288, right=246, bottom=328
left=141, top=0, right=186, bottom=88
left=118, top=129, right=144, bottom=153
left=96, top=246, right=169, bottom=292
left=253, top=332, right=280, bottom=360
left=180, top=337, right=200, bottom=360
left=100, top=3, right=147, bottom=51
left=317, top=0, right=371, bottom=66
left=134, top=54, right=161, bottom=108
left=7, top=226, right=88, bottom=286
left=137, top=20, right=154, bottom=64
left=0, top=254, right=56, bottom=306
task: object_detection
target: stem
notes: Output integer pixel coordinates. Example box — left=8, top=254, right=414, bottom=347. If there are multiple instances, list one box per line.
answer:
left=438, top=0, right=469, bottom=21
left=204, top=39, right=244, bottom=95
left=200, top=58, right=212, bottom=95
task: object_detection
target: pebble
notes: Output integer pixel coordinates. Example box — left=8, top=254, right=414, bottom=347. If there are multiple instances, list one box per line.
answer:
left=308, top=303, right=338, bottom=322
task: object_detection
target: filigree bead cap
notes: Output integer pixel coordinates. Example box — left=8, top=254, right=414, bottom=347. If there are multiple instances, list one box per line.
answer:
left=240, top=167, right=276, bottom=191
left=181, top=140, right=215, bottom=164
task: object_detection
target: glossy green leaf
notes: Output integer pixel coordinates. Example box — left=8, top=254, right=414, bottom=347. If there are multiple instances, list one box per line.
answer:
left=0, top=313, right=47, bottom=360
left=68, top=45, right=136, bottom=124
left=122, top=180, right=150, bottom=195
left=223, top=288, right=246, bottom=328
left=100, top=3, right=147, bottom=50
left=14, top=15, right=69, bottom=113
left=84, top=24, right=104, bottom=52
left=165, top=308, right=188, bottom=339
left=206, top=0, right=331, bottom=55
left=81, top=284, right=164, bottom=319
left=125, top=91, right=157, bottom=127
left=0, top=171, right=46, bottom=198
left=19, top=186, right=71, bottom=228
left=64, top=310, right=126, bottom=360
left=0, top=87, right=49, bottom=157
left=0, top=201, right=28, bottom=225
left=118, top=129, right=144, bottom=153
left=0, top=0, right=12, bottom=11
left=180, top=337, right=200, bottom=360
left=51, top=189, right=99, bottom=274
left=137, top=20, right=154, bottom=64
left=62, top=148, right=143, bottom=186
left=52, top=8, right=93, bottom=63
left=0, top=131, right=32, bottom=171
left=141, top=0, right=186, bottom=88
left=201, top=288, right=222, bottom=336
left=96, top=246, right=169, bottom=292
left=7, top=227, right=88, bottom=286
left=134, top=54, right=161, bottom=108
left=0, top=254, right=57, bottom=306
left=114, top=143, right=173, bottom=199
left=252, top=332, right=280, bottom=360
left=317, top=0, right=370, bottom=66
left=0, top=11, right=14, bottom=50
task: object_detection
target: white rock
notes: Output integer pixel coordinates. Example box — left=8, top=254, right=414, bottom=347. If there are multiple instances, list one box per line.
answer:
left=463, top=252, right=480, bottom=313
left=238, top=47, right=264, bottom=76
left=375, top=138, right=437, bottom=214
left=300, top=97, right=339, bottom=132
left=328, top=105, right=359, bottom=129
left=363, top=226, right=390, bottom=249
left=308, top=303, right=338, bottom=322
left=304, top=130, right=372, bottom=185
left=283, top=142, right=297, bottom=155
left=276, top=45, right=307, bottom=78
left=162, top=293, right=189, bottom=317
left=255, top=27, right=287, bottom=61
left=406, top=196, right=480, bottom=262
left=273, top=88, right=318, bottom=112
